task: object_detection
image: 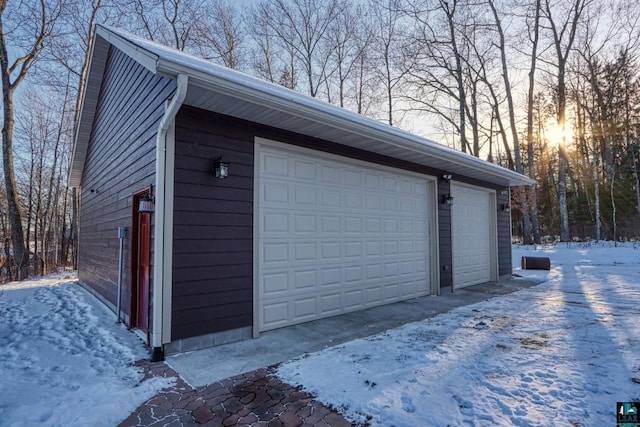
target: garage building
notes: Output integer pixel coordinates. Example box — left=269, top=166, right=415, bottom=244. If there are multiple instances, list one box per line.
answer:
left=70, top=25, right=533, bottom=359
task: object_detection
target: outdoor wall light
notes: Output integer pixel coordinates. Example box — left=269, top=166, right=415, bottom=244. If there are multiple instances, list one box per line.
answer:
left=138, top=193, right=154, bottom=213
left=442, top=193, right=454, bottom=206
left=502, top=203, right=511, bottom=212
left=213, top=156, right=230, bottom=179
left=441, top=174, right=452, bottom=182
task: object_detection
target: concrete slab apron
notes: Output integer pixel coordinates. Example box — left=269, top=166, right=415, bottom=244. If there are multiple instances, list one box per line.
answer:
left=167, top=278, right=542, bottom=388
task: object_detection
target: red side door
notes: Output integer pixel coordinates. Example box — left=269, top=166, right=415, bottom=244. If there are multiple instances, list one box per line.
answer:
left=137, top=212, right=151, bottom=334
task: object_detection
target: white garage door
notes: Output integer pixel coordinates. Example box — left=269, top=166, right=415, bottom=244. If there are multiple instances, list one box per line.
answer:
left=257, top=142, right=432, bottom=331
left=451, top=183, right=495, bottom=288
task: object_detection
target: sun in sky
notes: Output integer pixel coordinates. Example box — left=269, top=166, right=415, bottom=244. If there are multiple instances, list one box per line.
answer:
left=543, top=119, right=574, bottom=148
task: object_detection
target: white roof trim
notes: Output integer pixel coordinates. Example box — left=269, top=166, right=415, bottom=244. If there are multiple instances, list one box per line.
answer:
left=70, top=24, right=535, bottom=188
left=94, top=26, right=159, bottom=74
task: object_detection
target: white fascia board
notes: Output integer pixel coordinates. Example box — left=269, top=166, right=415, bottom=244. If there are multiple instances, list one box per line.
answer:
left=95, top=25, right=159, bottom=75
left=159, top=60, right=533, bottom=187
left=69, top=32, right=109, bottom=188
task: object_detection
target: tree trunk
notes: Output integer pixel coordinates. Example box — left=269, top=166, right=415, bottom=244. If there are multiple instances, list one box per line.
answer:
left=524, top=0, right=542, bottom=244
left=633, top=145, right=640, bottom=217
left=610, top=166, right=616, bottom=245
left=0, top=30, right=28, bottom=279
left=544, top=0, right=585, bottom=242
left=0, top=0, right=54, bottom=280
left=441, top=0, right=468, bottom=153
left=592, top=141, right=601, bottom=240
left=488, top=0, right=531, bottom=240
left=557, top=150, right=570, bottom=241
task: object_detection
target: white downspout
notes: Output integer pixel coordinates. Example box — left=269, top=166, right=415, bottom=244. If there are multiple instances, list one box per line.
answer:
left=151, top=73, right=188, bottom=361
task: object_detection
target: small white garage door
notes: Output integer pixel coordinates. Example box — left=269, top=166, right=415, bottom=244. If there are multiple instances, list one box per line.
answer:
left=256, top=141, right=433, bottom=331
left=451, top=183, right=496, bottom=288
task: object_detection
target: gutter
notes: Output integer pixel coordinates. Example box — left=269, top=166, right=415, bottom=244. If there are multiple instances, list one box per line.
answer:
left=151, top=73, right=188, bottom=361
left=158, top=61, right=535, bottom=188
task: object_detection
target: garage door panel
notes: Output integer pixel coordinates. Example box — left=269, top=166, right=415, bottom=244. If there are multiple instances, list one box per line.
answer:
left=294, top=159, right=316, bottom=178
left=293, top=241, right=316, bottom=261
left=262, top=242, right=288, bottom=264
left=321, top=190, right=340, bottom=207
left=451, top=184, right=493, bottom=288
left=321, top=293, right=341, bottom=314
left=262, top=213, right=288, bottom=233
left=320, top=268, right=340, bottom=286
left=262, top=153, right=289, bottom=176
left=365, top=194, right=382, bottom=210
left=293, top=298, right=316, bottom=320
left=263, top=302, right=288, bottom=328
left=320, top=165, right=341, bottom=183
left=262, top=181, right=289, bottom=204
left=258, top=144, right=432, bottom=331
left=263, top=272, right=288, bottom=295
left=293, top=269, right=315, bottom=289
left=294, top=186, right=316, bottom=205
left=366, top=287, right=383, bottom=303
left=320, top=241, right=341, bottom=259
left=344, top=169, right=362, bottom=187
left=365, top=264, right=382, bottom=279
left=319, top=216, right=340, bottom=233
left=384, top=284, right=400, bottom=300
left=345, top=290, right=364, bottom=308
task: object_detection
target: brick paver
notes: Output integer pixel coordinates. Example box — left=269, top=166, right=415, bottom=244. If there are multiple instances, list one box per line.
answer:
left=119, top=360, right=357, bottom=427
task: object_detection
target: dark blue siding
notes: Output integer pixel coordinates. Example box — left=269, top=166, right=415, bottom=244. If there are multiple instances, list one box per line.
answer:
left=78, top=46, right=175, bottom=313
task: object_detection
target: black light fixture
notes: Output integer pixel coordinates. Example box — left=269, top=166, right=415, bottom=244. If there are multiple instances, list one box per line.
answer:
left=442, top=193, right=454, bottom=206
left=502, top=203, right=511, bottom=212
left=441, top=174, right=452, bottom=182
left=213, top=156, right=230, bottom=179
left=139, top=193, right=154, bottom=213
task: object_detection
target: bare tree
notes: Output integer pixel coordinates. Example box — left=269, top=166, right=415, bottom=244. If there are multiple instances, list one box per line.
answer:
left=541, top=0, right=590, bottom=241
left=403, top=0, right=474, bottom=153
left=348, top=13, right=378, bottom=116
left=260, top=0, right=343, bottom=98
left=48, top=0, right=107, bottom=270
left=126, top=0, right=203, bottom=51
left=195, top=1, right=246, bottom=69
left=487, top=0, right=532, bottom=238
left=0, top=0, right=62, bottom=279
left=323, top=2, right=365, bottom=107
left=524, top=0, right=543, bottom=244
left=442, top=0, right=469, bottom=153
left=371, top=0, right=409, bottom=126
left=570, top=0, right=640, bottom=240
left=250, top=2, right=297, bottom=88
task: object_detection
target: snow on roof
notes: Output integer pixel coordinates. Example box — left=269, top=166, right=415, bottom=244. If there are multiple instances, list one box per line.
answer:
left=69, top=24, right=534, bottom=188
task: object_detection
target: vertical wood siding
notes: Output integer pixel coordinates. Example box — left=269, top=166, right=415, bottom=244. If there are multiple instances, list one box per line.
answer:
left=78, top=46, right=176, bottom=315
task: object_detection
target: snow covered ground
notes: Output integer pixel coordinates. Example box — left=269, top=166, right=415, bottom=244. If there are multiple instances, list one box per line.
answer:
left=2, top=243, right=638, bottom=426
left=0, top=275, right=173, bottom=427
left=277, top=242, right=640, bottom=426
